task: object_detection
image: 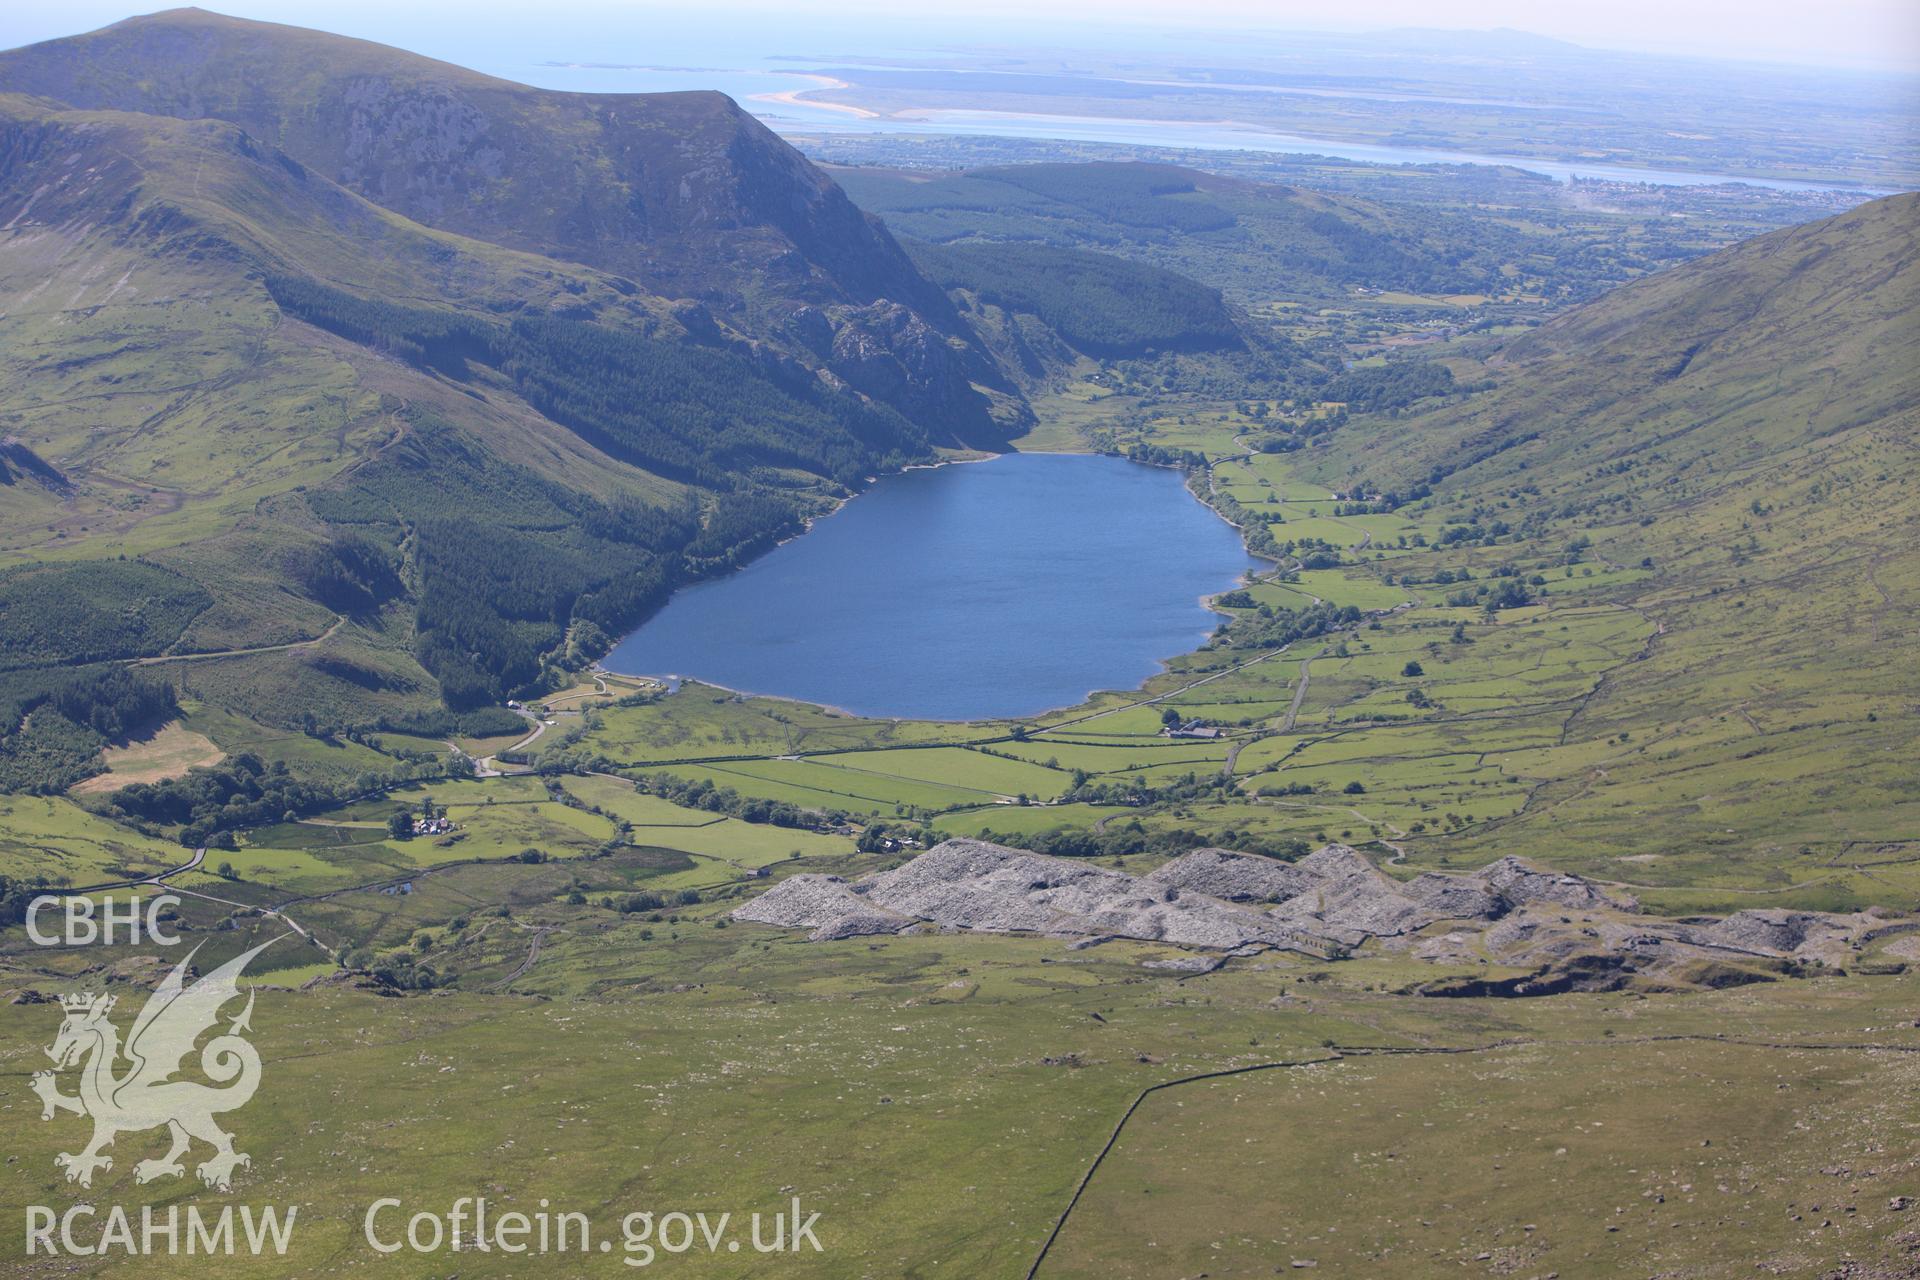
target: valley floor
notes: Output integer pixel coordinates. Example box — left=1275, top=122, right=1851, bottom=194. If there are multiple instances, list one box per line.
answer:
left=4, top=383, right=1913, bottom=1276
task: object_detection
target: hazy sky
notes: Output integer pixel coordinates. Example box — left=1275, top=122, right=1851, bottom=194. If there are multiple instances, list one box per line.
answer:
left=1, top=0, right=1915, bottom=72
left=740, top=0, right=1920, bottom=71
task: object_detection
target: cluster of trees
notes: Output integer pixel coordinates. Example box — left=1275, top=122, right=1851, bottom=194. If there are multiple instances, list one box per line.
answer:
left=1322, top=362, right=1456, bottom=413
left=1208, top=493, right=1283, bottom=559
left=624, top=771, right=824, bottom=830
left=268, top=275, right=927, bottom=491
left=613, top=888, right=703, bottom=914
left=0, top=563, right=203, bottom=782
left=1059, top=766, right=1252, bottom=811
left=1337, top=479, right=1432, bottom=515
left=411, top=518, right=641, bottom=706
left=0, top=875, right=45, bottom=924
left=0, top=666, right=180, bottom=793
left=26, top=666, right=176, bottom=742
left=681, top=493, right=803, bottom=570
left=1214, top=600, right=1364, bottom=651
left=1296, top=547, right=1343, bottom=570
left=104, top=754, right=340, bottom=848
left=972, top=163, right=1239, bottom=235
left=857, top=821, right=938, bottom=853
left=1282, top=208, right=1481, bottom=295
left=1122, top=442, right=1208, bottom=471
left=914, top=240, right=1240, bottom=358
left=499, top=313, right=926, bottom=489
left=1445, top=578, right=1535, bottom=612
left=0, top=717, right=124, bottom=794
left=1437, top=520, right=1514, bottom=548
left=1391, top=565, right=1507, bottom=588
left=269, top=272, right=937, bottom=708
left=367, top=705, right=528, bottom=740
left=0, top=559, right=211, bottom=670
left=350, top=950, right=447, bottom=992
left=1249, top=424, right=1313, bottom=454
left=282, top=534, right=405, bottom=617
left=302, top=415, right=770, bottom=708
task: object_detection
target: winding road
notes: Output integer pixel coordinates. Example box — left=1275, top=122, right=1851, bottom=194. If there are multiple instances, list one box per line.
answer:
left=133, top=614, right=345, bottom=666
left=56, top=845, right=338, bottom=963
left=473, top=708, right=547, bottom=777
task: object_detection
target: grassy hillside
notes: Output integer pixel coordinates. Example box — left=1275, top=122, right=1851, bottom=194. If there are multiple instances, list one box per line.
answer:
left=0, top=89, right=952, bottom=785
left=910, top=194, right=1914, bottom=899
left=0, top=7, right=1012, bottom=438
left=908, top=238, right=1243, bottom=359
left=835, top=160, right=1610, bottom=305
left=0, top=8, right=933, bottom=312
left=1294, top=193, right=1920, bottom=870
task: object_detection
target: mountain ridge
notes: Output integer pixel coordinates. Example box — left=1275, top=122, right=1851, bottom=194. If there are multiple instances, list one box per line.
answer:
left=0, top=6, right=1014, bottom=439
left=0, top=82, right=951, bottom=764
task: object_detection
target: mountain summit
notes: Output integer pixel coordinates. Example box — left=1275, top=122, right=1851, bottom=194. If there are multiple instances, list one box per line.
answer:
left=0, top=7, right=1009, bottom=436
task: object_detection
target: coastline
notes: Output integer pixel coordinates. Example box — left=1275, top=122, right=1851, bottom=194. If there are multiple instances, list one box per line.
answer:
left=774, top=100, right=1887, bottom=193
left=749, top=74, right=880, bottom=120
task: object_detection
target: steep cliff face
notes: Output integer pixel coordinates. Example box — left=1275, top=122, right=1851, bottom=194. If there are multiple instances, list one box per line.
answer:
left=0, top=7, right=1009, bottom=439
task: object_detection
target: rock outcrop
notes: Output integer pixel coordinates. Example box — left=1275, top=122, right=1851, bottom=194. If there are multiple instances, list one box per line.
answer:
left=1703, top=909, right=1844, bottom=955
left=1402, top=873, right=1506, bottom=922
left=0, top=438, right=70, bottom=493
left=732, top=841, right=1618, bottom=953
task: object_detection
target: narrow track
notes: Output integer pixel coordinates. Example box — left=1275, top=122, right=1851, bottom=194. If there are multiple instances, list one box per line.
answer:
left=132, top=615, right=345, bottom=665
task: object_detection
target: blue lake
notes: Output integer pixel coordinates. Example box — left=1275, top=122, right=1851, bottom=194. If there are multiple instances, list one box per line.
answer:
left=605, top=453, right=1257, bottom=720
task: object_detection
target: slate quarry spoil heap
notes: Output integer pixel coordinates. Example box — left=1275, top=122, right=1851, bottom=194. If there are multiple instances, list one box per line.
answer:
left=734, top=839, right=1909, bottom=995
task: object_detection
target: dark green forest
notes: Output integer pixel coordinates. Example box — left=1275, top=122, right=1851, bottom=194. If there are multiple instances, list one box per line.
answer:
left=105, top=753, right=340, bottom=848
left=266, top=276, right=930, bottom=488
left=0, top=562, right=207, bottom=791
left=0, top=666, right=180, bottom=793
left=909, top=239, right=1242, bottom=357
left=970, top=163, right=1241, bottom=234
left=1324, top=361, right=1462, bottom=412
left=306, top=415, right=705, bottom=708
left=0, top=560, right=209, bottom=670
left=260, top=275, right=950, bottom=706
left=834, top=161, right=1590, bottom=300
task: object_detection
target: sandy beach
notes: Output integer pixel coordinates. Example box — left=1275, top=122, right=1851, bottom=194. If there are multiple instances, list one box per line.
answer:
left=750, top=73, right=880, bottom=119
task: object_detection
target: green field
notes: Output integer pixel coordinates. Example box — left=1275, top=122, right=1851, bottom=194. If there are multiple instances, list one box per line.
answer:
left=0, top=796, right=184, bottom=886
left=1, top=919, right=1912, bottom=1277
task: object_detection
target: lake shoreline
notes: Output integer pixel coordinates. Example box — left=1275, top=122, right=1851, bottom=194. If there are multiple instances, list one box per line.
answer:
left=597, top=451, right=1259, bottom=721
